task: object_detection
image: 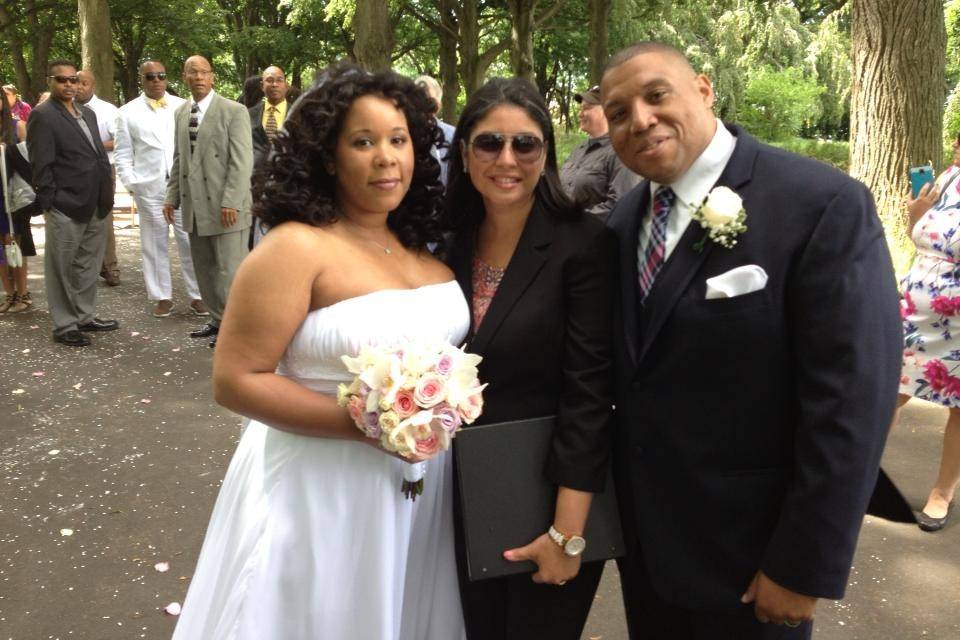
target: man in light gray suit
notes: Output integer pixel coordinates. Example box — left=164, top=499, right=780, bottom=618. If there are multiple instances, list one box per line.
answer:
left=164, top=55, right=253, bottom=347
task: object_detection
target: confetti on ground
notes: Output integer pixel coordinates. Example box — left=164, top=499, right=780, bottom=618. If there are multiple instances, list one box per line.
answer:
left=164, top=371, right=173, bottom=377
left=32, top=371, right=45, bottom=377
left=60, top=528, right=74, bottom=536
left=164, top=602, right=182, bottom=616
left=140, top=398, right=152, bottom=404
left=12, top=388, right=25, bottom=394
left=130, top=331, right=140, bottom=337
left=172, top=347, right=181, bottom=352
left=48, top=449, right=60, bottom=455
left=21, top=348, right=30, bottom=353
left=73, top=382, right=83, bottom=389
left=154, top=562, right=170, bottom=572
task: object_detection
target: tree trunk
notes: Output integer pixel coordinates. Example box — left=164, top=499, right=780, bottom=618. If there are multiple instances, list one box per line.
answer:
left=78, top=0, right=116, bottom=103
left=849, top=0, right=945, bottom=275
left=438, top=0, right=459, bottom=122
left=587, top=0, right=611, bottom=85
left=353, top=0, right=394, bottom=72
left=458, top=0, right=482, bottom=96
left=508, top=0, right=536, bottom=83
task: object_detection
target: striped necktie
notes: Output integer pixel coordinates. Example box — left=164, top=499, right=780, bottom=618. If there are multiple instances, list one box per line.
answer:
left=264, top=105, right=278, bottom=141
left=638, top=186, right=675, bottom=303
left=189, top=103, right=200, bottom=155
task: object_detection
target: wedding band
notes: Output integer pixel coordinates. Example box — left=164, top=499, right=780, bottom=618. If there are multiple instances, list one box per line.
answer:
left=558, top=580, right=567, bottom=586
left=784, top=621, right=801, bottom=628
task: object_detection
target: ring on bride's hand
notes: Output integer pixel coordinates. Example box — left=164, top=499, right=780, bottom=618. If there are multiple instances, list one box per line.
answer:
left=557, top=580, right=567, bottom=586
left=783, top=621, right=801, bottom=628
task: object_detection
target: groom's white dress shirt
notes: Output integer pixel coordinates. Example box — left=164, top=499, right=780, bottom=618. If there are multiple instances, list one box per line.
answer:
left=637, top=118, right=736, bottom=272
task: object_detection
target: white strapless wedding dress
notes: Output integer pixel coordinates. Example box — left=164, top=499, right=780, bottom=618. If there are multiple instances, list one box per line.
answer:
left=172, top=282, right=469, bottom=640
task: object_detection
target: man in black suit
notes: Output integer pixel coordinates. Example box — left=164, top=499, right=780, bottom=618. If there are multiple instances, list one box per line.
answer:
left=28, top=59, right=117, bottom=347
left=248, top=65, right=289, bottom=247
left=601, top=42, right=902, bottom=638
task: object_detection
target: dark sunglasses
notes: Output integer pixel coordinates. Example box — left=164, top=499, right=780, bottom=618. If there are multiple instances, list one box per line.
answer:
left=469, top=133, right=545, bottom=163
left=48, top=75, right=79, bottom=84
left=143, top=72, right=167, bottom=81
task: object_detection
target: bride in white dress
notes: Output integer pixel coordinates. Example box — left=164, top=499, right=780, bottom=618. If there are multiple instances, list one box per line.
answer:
left=171, top=65, right=468, bottom=640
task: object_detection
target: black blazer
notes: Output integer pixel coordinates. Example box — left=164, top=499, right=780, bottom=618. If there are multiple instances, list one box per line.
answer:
left=449, top=205, right=618, bottom=491
left=608, top=125, right=902, bottom=609
left=26, top=99, right=113, bottom=221
left=249, top=100, right=291, bottom=171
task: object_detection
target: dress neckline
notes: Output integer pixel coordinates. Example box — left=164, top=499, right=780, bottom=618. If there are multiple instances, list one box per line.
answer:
left=309, top=280, right=459, bottom=315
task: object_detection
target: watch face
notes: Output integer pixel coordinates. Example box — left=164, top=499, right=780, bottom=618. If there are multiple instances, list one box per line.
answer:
left=565, top=536, right=586, bottom=557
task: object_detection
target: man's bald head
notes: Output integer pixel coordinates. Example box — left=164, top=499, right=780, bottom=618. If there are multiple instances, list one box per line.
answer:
left=76, top=69, right=96, bottom=104
left=183, top=55, right=214, bottom=102
left=604, top=41, right=694, bottom=77
left=261, top=65, right=288, bottom=105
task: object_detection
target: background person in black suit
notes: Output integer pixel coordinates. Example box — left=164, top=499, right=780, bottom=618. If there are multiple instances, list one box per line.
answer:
left=28, top=59, right=117, bottom=347
left=249, top=65, right=290, bottom=247
left=601, top=42, right=902, bottom=639
left=445, top=77, right=617, bottom=640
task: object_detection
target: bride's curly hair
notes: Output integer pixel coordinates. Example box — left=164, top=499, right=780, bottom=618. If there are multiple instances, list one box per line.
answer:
left=253, top=62, right=445, bottom=251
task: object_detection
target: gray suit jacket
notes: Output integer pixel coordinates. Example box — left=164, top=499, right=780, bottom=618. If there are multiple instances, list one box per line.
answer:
left=165, top=93, right=253, bottom=236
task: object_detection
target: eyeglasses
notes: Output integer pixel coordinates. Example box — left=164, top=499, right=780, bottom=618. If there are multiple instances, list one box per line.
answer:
left=48, top=75, right=79, bottom=84
left=143, top=72, right=167, bottom=81
left=469, top=133, right=545, bottom=163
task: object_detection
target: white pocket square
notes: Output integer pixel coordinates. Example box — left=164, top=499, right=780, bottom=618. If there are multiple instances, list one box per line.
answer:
left=704, top=265, right=768, bottom=300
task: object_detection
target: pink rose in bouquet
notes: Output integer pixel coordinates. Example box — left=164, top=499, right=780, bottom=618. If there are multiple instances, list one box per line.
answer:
left=338, top=340, right=486, bottom=500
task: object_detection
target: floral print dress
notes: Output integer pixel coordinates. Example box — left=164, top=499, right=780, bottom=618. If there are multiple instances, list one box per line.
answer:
left=901, top=165, right=960, bottom=406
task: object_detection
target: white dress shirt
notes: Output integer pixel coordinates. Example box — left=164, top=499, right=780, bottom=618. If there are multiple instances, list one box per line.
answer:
left=191, top=90, right=216, bottom=128
left=637, top=119, right=737, bottom=270
left=82, top=94, right=119, bottom=164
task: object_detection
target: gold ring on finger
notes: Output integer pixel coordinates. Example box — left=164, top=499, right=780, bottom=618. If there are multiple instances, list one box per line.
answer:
left=784, top=621, right=801, bottom=628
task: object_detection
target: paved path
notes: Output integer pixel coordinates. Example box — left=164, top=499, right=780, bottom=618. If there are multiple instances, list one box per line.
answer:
left=1, top=228, right=957, bottom=639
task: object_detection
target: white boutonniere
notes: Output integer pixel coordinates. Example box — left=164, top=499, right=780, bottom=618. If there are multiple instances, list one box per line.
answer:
left=691, top=186, right=747, bottom=251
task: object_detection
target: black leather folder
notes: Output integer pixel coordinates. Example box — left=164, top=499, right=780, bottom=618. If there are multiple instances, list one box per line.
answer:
left=454, top=415, right=625, bottom=581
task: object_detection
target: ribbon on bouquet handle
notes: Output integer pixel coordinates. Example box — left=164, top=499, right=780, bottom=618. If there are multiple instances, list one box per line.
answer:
left=402, top=461, right=427, bottom=501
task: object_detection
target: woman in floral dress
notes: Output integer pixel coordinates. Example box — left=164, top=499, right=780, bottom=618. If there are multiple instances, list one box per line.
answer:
left=898, top=135, right=960, bottom=531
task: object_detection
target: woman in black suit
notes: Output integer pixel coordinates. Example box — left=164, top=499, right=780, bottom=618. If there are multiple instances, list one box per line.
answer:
left=445, top=77, right=618, bottom=639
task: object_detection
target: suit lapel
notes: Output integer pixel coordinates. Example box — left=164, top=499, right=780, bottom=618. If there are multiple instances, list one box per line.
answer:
left=468, top=205, right=553, bottom=355
left=192, top=94, right=220, bottom=166
left=634, top=124, right=759, bottom=365
left=450, top=227, right=476, bottom=332
left=610, top=184, right=648, bottom=367
left=54, top=102, right=97, bottom=154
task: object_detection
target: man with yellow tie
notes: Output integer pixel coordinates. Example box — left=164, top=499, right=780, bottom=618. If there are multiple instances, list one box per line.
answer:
left=115, top=60, right=205, bottom=318
left=248, top=65, right=290, bottom=246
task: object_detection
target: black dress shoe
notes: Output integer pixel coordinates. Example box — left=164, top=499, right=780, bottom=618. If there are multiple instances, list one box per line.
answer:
left=53, top=330, right=91, bottom=347
left=190, top=323, right=219, bottom=338
left=209, top=335, right=217, bottom=348
left=78, top=318, right=119, bottom=332
left=917, top=502, right=953, bottom=532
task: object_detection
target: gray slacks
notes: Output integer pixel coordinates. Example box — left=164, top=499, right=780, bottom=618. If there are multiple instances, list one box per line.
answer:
left=44, top=209, right=109, bottom=336
left=188, top=228, right=246, bottom=326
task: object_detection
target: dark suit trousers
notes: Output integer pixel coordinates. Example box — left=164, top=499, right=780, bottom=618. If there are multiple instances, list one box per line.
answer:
left=618, top=542, right=812, bottom=640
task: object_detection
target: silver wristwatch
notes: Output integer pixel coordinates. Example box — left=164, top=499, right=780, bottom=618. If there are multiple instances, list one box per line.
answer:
left=548, top=525, right=586, bottom=557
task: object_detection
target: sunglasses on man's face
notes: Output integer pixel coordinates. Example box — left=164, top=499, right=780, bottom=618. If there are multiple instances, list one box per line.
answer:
left=48, top=75, right=79, bottom=85
left=143, top=72, right=167, bottom=81
left=469, top=133, right=545, bottom=163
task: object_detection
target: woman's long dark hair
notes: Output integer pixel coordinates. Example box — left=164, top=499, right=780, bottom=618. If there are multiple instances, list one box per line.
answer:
left=444, top=77, right=577, bottom=232
left=1, top=94, right=15, bottom=145
left=253, top=62, right=445, bottom=251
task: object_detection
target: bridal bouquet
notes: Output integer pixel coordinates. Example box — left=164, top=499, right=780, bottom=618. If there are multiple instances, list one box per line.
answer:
left=337, top=340, right=486, bottom=500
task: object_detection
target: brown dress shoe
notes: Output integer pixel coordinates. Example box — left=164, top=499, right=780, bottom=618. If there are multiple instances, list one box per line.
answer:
left=153, top=300, right=174, bottom=317
left=190, top=299, right=210, bottom=316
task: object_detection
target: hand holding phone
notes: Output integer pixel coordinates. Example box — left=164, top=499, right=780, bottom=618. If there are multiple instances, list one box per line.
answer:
left=909, top=164, right=935, bottom=198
